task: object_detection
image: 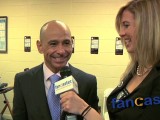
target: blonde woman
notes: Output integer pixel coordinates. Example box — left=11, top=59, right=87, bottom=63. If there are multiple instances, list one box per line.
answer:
left=107, top=0, right=160, bottom=120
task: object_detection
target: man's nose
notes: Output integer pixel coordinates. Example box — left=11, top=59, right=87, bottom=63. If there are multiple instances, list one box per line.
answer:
left=56, top=45, right=65, bottom=54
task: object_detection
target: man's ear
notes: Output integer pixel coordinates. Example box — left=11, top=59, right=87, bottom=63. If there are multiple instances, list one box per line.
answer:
left=36, top=40, right=43, bottom=54
left=71, top=38, right=74, bottom=48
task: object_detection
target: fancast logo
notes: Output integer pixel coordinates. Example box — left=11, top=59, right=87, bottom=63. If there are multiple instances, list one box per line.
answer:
left=111, top=96, right=160, bottom=108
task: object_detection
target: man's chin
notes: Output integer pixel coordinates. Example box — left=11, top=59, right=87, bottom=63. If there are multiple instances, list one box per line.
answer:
left=54, top=63, right=67, bottom=69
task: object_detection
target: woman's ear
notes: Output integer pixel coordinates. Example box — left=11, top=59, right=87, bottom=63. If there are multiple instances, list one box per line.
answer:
left=36, top=40, right=43, bottom=54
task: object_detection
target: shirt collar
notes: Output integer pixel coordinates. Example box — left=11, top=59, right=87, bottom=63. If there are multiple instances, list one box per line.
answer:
left=43, top=63, right=69, bottom=81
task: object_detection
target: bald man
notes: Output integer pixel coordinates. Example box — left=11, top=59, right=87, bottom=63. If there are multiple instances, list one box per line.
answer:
left=13, top=20, right=99, bottom=120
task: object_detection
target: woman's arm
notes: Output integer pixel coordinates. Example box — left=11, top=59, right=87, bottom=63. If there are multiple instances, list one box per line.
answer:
left=60, top=91, right=103, bottom=120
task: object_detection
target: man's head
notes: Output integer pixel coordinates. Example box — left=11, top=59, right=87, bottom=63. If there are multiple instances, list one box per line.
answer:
left=37, top=20, right=73, bottom=73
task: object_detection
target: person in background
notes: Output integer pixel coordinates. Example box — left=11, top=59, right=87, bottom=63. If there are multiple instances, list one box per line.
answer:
left=107, top=0, right=160, bottom=120
left=12, top=20, right=99, bottom=120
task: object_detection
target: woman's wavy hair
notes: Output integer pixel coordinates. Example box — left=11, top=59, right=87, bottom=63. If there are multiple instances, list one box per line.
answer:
left=115, top=0, right=160, bottom=79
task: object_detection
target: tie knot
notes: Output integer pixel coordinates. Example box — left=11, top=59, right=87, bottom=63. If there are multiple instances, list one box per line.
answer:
left=50, top=74, right=60, bottom=84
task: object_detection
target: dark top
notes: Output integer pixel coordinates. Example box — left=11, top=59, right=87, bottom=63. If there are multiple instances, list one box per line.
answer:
left=107, top=64, right=160, bottom=120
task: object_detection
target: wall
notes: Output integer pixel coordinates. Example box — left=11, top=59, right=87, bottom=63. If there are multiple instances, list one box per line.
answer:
left=0, top=0, right=130, bottom=117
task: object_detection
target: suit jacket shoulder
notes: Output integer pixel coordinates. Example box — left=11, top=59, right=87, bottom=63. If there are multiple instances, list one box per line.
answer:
left=13, top=63, right=52, bottom=120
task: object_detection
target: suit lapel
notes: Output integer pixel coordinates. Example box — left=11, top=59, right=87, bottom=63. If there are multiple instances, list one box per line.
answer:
left=32, top=64, right=47, bottom=103
left=69, top=64, right=78, bottom=77
left=30, top=64, right=51, bottom=118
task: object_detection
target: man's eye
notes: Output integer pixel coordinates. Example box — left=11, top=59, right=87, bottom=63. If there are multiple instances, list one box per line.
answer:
left=50, top=42, right=57, bottom=46
left=64, top=40, right=72, bottom=45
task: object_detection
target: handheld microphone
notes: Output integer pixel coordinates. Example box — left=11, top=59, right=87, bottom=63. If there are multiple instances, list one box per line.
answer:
left=55, top=66, right=78, bottom=120
left=55, top=66, right=78, bottom=95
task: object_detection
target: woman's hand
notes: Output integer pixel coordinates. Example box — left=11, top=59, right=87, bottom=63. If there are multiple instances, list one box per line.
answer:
left=60, top=91, right=88, bottom=115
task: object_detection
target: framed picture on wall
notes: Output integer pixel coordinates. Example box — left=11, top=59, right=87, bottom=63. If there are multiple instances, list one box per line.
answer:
left=0, top=16, right=8, bottom=53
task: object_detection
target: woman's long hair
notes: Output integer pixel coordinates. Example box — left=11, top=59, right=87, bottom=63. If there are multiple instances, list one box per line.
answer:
left=115, top=0, right=160, bottom=80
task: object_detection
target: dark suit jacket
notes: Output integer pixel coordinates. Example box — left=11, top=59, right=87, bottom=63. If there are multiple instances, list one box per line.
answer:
left=13, top=63, right=99, bottom=120
left=107, top=64, right=160, bottom=120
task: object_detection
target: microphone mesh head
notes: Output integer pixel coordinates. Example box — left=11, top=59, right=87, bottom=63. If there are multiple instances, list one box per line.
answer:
left=60, top=66, right=72, bottom=78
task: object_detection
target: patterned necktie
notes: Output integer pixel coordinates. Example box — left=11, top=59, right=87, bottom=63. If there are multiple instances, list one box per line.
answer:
left=47, top=74, right=60, bottom=120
